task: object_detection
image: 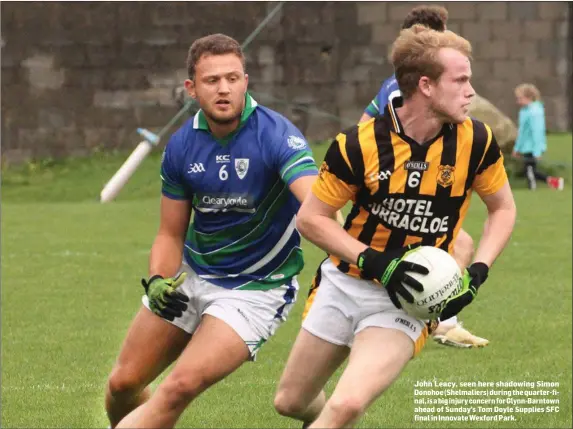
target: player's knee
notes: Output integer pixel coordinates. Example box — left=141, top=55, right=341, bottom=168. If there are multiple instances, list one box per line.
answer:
left=157, top=373, right=207, bottom=411
left=107, top=366, right=145, bottom=399
left=326, top=395, right=365, bottom=424
left=273, top=389, right=307, bottom=417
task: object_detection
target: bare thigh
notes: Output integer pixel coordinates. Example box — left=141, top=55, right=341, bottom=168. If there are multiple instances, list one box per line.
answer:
left=330, top=326, right=413, bottom=409
left=276, top=327, right=350, bottom=404
left=155, top=314, right=251, bottom=397
left=111, top=306, right=192, bottom=388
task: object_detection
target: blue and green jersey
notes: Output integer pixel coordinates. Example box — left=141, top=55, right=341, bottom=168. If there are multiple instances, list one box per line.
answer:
left=161, top=93, right=318, bottom=290
left=364, top=74, right=400, bottom=117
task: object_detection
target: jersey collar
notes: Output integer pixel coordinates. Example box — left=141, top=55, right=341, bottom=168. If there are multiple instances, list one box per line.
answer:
left=193, top=92, right=258, bottom=133
left=384, top=92, right=405, bottom=134
left=383, top=94, right=451, bottom=146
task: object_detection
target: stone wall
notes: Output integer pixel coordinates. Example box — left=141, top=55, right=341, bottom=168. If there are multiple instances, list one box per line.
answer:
left=1, top=1, right=571, bottom=162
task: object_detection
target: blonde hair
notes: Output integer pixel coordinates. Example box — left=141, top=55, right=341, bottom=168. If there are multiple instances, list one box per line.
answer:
left=515, top=83, right=541, bottom=101
left=390, top=24, right=472, bottom=99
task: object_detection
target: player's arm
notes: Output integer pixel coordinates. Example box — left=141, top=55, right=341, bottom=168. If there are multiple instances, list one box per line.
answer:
left=141, top=140, right=192, bottom=321
left=289, top=176, right=345, bottom=225
left=297, top=192, right=366, bottom=263
left=152, top=139, right=193, bottom=277
left=359, top=98, right=380, bottom=123
left=441, top=130, right=516, bottom=320
left=359, top=111, right=374, bottom=123
left=297, top=134, right=428, bottom=308
left=149, top=196, right=191, bottom=278
left=276, top=129, right=344, bottom=224
left=474, top=182, right=516, bottom=267
left=472, top=131, right=517, bottom=268
left=360, top=79, right=394, bottom=123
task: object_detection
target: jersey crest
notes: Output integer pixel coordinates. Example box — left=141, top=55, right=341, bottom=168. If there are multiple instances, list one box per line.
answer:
left=437, top=165, right=455, bottom=188
left=235, top=158, right=250, bottom=180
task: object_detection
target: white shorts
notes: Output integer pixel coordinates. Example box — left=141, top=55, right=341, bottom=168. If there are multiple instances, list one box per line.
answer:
left=142, top=262, right=298, bottom=359
left=302, top=259, right=428, bottom=356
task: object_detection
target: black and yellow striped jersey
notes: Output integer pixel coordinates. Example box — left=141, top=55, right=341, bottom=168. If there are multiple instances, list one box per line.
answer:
left=312, top=97, right=508, bottom=279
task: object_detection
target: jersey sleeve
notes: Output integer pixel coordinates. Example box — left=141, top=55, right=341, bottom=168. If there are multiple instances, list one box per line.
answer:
left=364, top=76, right=399, bottom=117
left=160, top=134, right=191, bottom=200
left=275, top=124, right=318, bottom=186
left=363, top=97, right=380, bottom=117
left=312, top=132, right=362, bottom=209
left=472, top=127, right=508, bottom=198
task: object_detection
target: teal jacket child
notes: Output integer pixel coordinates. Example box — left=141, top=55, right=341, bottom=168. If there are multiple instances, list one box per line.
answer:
left=513, top=101, right=546, bottom=158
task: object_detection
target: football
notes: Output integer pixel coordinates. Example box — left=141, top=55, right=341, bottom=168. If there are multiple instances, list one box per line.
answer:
left=397, top=246, right=463, bottom=320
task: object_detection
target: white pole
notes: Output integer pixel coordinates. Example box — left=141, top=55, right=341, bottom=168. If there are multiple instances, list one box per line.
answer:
left=99, top=2, right=286, bottom=203
left=99, top=140, right=155, bottom=203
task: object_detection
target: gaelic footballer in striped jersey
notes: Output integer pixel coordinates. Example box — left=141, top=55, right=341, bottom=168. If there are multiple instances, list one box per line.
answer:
left=274, top=25, right=516, bottom=429
left=107, top=33, right=319, bottom=429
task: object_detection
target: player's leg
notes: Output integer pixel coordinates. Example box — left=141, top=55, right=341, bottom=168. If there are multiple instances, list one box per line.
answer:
left=116, top=276, right=299, bottom=428
left=274, top=328, right=349, bottom=424
left=274, top=262, right=352, bottom=425
left=105, top=306, right=191, bottom=427
left=116, top=314, right=250, bottom=428
left=310, top=327, right=415, bottom=428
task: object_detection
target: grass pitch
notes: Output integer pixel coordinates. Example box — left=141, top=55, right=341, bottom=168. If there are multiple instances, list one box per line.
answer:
left=2, top=134, right=571, bottom=428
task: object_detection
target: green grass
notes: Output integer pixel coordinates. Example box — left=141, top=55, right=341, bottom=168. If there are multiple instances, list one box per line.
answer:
left=2, top=135, right=572, bottom=428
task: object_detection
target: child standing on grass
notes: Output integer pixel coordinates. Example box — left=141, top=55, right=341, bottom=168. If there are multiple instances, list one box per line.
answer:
left=512, top=83, right=564, bottom=190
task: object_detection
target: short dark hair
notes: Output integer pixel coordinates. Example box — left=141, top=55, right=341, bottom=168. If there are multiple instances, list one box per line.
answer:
left=186, top=33, right=246, bottom=80
left=402, top=5, right=449, bottom=32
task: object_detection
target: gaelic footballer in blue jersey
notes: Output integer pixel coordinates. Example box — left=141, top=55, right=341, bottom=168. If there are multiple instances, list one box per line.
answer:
left=107, top=34, right=319, bottom=429
left=161, top=93, right=316, bottom=290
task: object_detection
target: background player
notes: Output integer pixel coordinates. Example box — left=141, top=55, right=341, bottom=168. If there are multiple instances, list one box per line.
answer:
left=105, top=33, right=319, bottom=428
left=359, top=4, right=487, bottom=348
left=274, top=25, right=516, bottom=428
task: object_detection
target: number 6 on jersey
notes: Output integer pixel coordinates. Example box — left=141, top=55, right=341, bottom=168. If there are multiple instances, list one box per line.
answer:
left=219, top=165, right=229, bottom=181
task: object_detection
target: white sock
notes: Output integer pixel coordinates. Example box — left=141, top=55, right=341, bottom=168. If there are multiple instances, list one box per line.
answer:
left=439, top=315, right=458, bottom=328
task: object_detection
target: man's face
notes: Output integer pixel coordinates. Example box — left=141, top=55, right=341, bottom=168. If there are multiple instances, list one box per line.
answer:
left=428, top=48, right=475, bottom=124
left=185, top=53, right=248, bottom=125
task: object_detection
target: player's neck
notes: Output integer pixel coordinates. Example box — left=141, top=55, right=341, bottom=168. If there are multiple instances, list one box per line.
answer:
left=206, top=117, right=241, bottom=139
left=396, top=100, right=444, bottom=144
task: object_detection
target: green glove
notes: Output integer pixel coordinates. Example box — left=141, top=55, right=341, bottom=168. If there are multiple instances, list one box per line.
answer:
left=357, top=243, right=428, bottom=309
left=440, top=262, right=489, bottom=320
left=141, top=272, right=189, bottom=321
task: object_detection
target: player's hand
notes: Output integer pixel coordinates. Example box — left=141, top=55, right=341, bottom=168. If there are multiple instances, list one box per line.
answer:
left=511, top=151, right=520, bottom=159
left=440, top=262, right=489, bottom=320
left=357, top=244, right=429, bottom=309
left=141, top=272, right=190, bottom=321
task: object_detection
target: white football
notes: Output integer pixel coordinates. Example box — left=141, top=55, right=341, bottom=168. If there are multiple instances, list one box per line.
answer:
left=396, top=246, right=463, bottom=320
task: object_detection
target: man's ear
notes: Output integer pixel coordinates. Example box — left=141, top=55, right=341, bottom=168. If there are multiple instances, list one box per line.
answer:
left=418, top=76, right=432, bottom=98
left=184, top=79, right=197, bottom=99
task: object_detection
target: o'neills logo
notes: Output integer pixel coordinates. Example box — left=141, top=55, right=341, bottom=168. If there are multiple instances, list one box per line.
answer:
left=404, top=160, right=429, bottom=171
